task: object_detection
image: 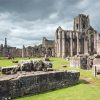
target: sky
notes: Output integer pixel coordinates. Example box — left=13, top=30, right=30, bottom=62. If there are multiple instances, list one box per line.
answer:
left=0, top=0, right=100, bottom=48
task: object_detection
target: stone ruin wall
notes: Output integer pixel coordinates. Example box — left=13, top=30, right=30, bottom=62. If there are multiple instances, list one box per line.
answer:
left=69, top=56, right=81, bottom=68
left=0, top=70, right=80, bottom=100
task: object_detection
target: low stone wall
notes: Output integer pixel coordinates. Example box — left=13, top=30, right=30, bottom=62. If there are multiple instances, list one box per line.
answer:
left=0, top=60, right=53, bottom=74
left=0, top=70, right=80, bottom=100
left=69, top=55, right=93, bottom=69
left=92, top=58, right=100, bottom=77
left=69, top=56, right=80, bottom=68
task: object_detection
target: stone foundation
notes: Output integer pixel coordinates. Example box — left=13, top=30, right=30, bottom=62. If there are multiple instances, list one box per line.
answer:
left=69, top=56, right=80, bottom=68
left=0, top=70, right=80, bottom=100
left=92, top=57, right=100, bottom=77
left=69, top=55, right=93, bottom=69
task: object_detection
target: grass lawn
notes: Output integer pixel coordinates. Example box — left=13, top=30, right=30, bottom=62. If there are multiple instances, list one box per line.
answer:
left=0, top=57, right=40, bottom=66
left=16, top=82, right=100, bottom=100
left=0, top=57, right=100, bottom=100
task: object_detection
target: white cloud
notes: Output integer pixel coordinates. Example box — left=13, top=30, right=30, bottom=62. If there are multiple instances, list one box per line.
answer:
left=77, top=0, right=89, bottom=9
left=49, top=13, right=58, bottom=19
left=0, top=0, right=100, bottom=48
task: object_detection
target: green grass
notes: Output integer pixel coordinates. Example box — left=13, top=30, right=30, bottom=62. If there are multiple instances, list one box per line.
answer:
left=16, top=82, right=100, bottom=100
left=49, top=57, right=69, bottom=69
left=0, top=57, right=40, bottom=66
left=0, top=57, right=100, bottom=100
left=0, top=57, right=67, bottom=67
left=0, top=59, right=17, bottom=66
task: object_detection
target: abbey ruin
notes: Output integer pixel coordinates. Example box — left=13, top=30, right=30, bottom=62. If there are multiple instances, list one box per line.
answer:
left=43, top=14, right=100, bottom=71
left=1, top=14, right=100, bottom=70
left=55, top=14, right=100, bottom=58
left=0, top=14, right=100, bottom=99
left=1, top=14, right=100, bottom=59
left=0, top=38, right=45, bottom=58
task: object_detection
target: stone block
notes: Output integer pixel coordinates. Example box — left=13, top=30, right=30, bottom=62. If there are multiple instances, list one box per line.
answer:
left=0, top=70, right=80, bottom=99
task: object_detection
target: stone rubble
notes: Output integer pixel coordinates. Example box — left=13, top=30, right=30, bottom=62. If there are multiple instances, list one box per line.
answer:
left=0, top=60, right=52, bottom=74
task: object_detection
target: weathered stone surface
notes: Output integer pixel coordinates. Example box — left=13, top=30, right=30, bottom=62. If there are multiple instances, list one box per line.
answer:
left=0, top=60, right=53, bottom=75
left=69, top=55, right=94, bottom=70
left=1, top=66, right=18, bottom=75
left=55, top=14, right=100, bottom=58
left=69, top=56, right=80, bottom=68
left=92, top=58, right=100, bottom=77
left=0, top=70, right=80, bottom=100
left=42, top=37, right=55, bottom=57
left=18, top=60, right=52, bottom=72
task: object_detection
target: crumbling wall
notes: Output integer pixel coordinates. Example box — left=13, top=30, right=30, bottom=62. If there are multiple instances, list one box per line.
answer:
left=69, top=55, right=93, bottom=69
left=69, top=56, right=80, bottom=68
left=0, top=70, right=80, bottom=100
left=92, top=58, right=100, bottom=77
left=0, top=60, right=52, bottom=74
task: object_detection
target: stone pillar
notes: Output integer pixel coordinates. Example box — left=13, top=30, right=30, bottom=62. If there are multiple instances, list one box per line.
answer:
left=62, top=31, right=66, bottom=58
left=58, top=32, right=62, bottom=57
left=22, top=45, right=26, bottom=58
left=45, top=48, right=48, bottom=57
left=58, top=38, right=60, bottom=57
left=55, top=40, right=58, bottom=57
left=55, top=33, right=58, bottom=57
left=76, top=32, right=79, bottom=55
left=70, top=32, right=73, bottom=56
left=22, top=49, right=24, bottom=58
left=51, top=48, right=55, bottom=57
left=97, top=34, right=100, bottom=54
left=84, top=36, right=88, bottom=55
left=94, top=32, right=97, bottom=54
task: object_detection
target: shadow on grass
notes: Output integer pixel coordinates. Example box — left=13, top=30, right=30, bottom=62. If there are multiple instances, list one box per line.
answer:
left=15, top=79, right=89, bottom=100
left=48, top=59, right=54, bottom=62
left=79, top=79, right=90, bottom=84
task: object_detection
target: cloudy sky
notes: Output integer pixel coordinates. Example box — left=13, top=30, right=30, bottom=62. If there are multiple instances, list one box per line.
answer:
left=0, top=0, right=100, bottom=48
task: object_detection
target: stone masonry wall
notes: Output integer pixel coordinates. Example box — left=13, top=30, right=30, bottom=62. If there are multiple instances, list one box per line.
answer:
left=0, top=70, right=80, bottom=100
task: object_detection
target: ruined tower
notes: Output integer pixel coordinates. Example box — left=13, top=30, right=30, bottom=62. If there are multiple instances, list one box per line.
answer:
left=74, top=14, right=90, bottom=32
left=55, top=14, right=98, bottom=58
left=74, top=14, right=91, bottom=55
